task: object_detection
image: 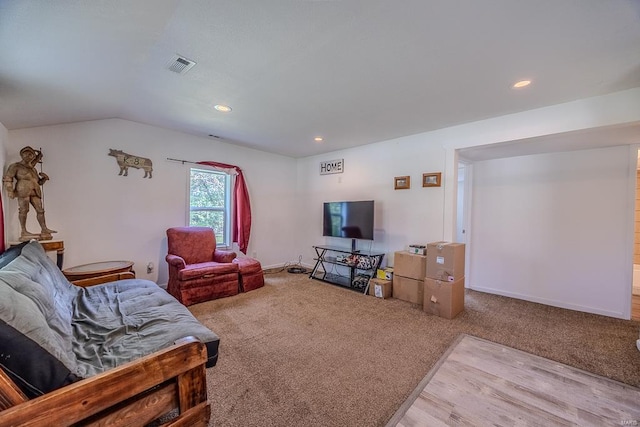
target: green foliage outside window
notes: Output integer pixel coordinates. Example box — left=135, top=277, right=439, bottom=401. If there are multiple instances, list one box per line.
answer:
left=189, top=168, right=228, bottom=244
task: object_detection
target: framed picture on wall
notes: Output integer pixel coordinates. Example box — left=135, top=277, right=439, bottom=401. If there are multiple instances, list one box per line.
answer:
left=394, top=176, right=411, bottom=190
left=422, top=172, right=441, bottom=187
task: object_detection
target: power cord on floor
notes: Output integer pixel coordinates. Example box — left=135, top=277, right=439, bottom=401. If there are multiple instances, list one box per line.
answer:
left=265, top=255, right=309, bottom=274
left=287, top=255, right=309, bottom=274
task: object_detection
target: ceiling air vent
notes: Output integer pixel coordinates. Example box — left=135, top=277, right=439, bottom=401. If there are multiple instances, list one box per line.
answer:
left=166, top=55, right=196, bottom=74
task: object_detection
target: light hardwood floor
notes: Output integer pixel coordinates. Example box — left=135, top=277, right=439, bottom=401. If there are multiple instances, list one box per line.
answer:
left=633, top=294, right=640, bottom=321
left=388, top=335, right=640, bottom=427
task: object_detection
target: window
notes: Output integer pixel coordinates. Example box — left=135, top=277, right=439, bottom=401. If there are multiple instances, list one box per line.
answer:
left=189, top=167, right=231, bottom=246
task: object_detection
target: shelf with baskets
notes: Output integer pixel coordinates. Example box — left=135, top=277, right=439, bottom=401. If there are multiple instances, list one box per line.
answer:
left=309, top=245, right=385, bottom=293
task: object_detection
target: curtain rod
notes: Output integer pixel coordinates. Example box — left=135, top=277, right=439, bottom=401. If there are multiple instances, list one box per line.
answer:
left=166, top=157, right=199, bottom=165
left=167, top=158, right=241, bottom=174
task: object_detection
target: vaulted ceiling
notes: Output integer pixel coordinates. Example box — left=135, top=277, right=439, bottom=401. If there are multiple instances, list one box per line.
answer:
left=1, top=0, right=639, bottom=158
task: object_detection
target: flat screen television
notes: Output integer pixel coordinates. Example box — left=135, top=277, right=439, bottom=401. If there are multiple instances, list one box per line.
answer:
left=323, top=200, right=374, bottom=242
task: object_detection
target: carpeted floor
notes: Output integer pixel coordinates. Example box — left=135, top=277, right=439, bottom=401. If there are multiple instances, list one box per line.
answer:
left=188, top=271, right=640, bottom=427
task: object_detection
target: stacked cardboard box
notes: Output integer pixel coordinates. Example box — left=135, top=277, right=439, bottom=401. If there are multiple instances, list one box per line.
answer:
left=392, top=251, right=426, bottom=305
left=408, top=244, right=426, bottom=255
left=423, top=242, right=465, bottom=319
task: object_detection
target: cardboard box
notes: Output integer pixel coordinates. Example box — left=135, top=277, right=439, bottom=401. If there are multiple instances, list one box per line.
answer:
left=426, top=242, right=465, bottom=281
left=368, top=278, right=392, bottom=299
left=376, top=268, right=394, bottom=281
left=392, top=276, right=424, bottom=306
left=408, top=245, right=426, bottom=255
left=423, top=277, right=465, bottom=319
left=393, top=251, right=427, bottom=281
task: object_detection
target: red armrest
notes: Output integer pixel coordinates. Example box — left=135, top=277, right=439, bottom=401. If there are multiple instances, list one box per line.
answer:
left=213, top=249, right=237, bottom=263
left=166, top=254, right=186, bottom=269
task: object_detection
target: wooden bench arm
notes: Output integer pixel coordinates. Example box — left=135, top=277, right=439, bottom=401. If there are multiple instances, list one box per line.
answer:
left=0, top=337, right=210, bottom=427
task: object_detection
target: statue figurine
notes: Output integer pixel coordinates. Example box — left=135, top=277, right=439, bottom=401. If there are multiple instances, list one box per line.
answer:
left=2, top=146, right=57, bottom=241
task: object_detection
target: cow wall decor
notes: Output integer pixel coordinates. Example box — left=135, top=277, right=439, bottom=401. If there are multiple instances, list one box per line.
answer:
left=108, top=149, right=153, bottom=178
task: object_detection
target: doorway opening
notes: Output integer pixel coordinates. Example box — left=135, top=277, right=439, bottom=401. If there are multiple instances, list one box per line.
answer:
left=633, top=150, right=640, bottom=320
left=456, top=160, right=472, bottom=281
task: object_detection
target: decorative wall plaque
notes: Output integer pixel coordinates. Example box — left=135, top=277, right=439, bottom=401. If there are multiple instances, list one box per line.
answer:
left=108, top=149, right=153, bottom=178
left=320, top=159, right=344, bottom=175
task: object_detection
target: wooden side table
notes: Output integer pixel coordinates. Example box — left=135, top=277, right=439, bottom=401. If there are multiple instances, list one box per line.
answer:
left=63, top=260, right=135, bottom=282
left=9, top=240, right=64, bottom=269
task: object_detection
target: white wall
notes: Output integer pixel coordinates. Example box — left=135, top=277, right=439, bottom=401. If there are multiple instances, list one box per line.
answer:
left=0, top=122, right=7, bottom=240
left=468, top=146, right=632, bottom=318
left=295, top=132, right=448, bottom=268
left=441, top=88, right=640, bottom=240
left=5, top=119, right=298, bottom=282
left=0, top=122, right=6, bottom=173
left=295, top=88, right=640, bottom=319
left=4, top=89, right=640, bottom=318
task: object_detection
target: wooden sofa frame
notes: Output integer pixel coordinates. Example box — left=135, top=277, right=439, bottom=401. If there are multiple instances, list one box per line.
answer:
left=0, top=336, right=210, bottom=426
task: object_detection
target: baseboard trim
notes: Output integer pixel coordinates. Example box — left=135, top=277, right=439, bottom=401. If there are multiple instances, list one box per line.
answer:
left=468, top=284, right=626, bottom=320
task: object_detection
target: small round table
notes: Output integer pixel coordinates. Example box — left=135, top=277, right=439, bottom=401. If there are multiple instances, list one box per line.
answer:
left=62, top=260, right=135, bottom=282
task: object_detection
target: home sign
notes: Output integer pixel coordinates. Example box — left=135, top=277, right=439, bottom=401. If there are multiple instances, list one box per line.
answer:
left=320, top=159, right=344, bottom=175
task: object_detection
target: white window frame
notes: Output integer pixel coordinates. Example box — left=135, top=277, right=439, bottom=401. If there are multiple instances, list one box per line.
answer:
left=187, top=166, right=233, bottom=249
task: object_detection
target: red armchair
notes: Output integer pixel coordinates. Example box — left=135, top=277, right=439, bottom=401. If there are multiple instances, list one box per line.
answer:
left=166, top=227, right=239, bottom=306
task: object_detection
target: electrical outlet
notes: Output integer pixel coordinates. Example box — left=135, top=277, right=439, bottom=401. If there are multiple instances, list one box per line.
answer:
left=147, top=262, right=154, bottom=274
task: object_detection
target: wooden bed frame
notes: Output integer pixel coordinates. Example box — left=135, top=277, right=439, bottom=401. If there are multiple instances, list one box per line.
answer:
left=0, top=336, right=210, bottom=426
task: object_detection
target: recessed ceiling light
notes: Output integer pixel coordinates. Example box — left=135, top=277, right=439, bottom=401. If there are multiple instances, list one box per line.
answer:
left=314, top=136, right=323, bottom=142
left=214, top=104, right=232, bottom=112
left=512, top=80, right=532, bottom=89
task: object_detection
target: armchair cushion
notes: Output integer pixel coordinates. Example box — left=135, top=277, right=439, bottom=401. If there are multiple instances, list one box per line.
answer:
left=178, top=262, right=239, bottom=281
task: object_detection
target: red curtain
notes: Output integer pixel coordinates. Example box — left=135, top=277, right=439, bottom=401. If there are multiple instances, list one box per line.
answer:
left=197, top=161, right=251, bottom=254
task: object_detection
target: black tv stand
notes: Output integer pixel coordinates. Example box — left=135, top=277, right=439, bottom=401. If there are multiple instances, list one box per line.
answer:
left=310, top=245, right=384, bottom=293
